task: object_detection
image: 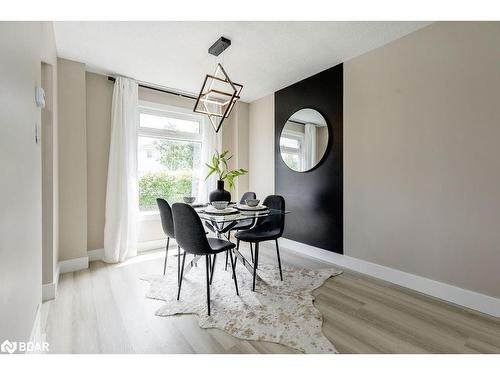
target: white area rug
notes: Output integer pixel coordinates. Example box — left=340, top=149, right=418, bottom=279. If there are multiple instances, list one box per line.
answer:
left=141, top=255, right=342, bottom=353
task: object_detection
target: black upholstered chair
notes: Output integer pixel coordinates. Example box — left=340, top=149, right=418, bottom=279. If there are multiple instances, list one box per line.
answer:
left=234, top=195, right=285, bottom=291
left=232, top=192, right=257, bottom=232
left=225, top=191, right=257, bottom=269
left=157, top=198, right=182, bottom=284
left=172, top=203, right=239, bottom=316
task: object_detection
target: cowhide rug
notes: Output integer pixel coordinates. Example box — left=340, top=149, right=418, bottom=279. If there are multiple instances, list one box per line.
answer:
left=141, top=254, right=342, bottom=353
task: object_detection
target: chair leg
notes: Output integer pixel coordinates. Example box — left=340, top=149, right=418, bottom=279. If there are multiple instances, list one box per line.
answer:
left=253, top=242, right=259, bottom=292
left=250, top=242, right=254, bottom=263
left=225, top=232, right=231, bottom=269
left=275, top=239, right=283, bottom=281
left=210, top=254, right=217, bottom=285
left=235, top=239, right=240, bottom=266
left=205, top=254, right=211, bottom=316
left=163, top=237, right=170, bottom=275
left=177, top=251, right=187, bottom=300
left=229, top=249, right=239, bottom=296
left=177, top=246, right=181, bottom=286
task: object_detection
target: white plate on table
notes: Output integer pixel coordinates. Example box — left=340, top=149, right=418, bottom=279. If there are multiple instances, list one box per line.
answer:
left=203, top=206, right=239, bottom=215
left=240, top=210, right=269, bottom=216
left=236, top=204, right=268, bottom=211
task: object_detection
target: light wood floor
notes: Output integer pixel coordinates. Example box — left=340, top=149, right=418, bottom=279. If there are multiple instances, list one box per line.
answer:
left=43, top=242, right=500, bottom=354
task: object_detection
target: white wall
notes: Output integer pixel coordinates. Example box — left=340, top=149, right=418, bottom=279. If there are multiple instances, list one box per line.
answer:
left=41, top=61, right=59, bottom=287
left=0, top=21, right=57, bottom=342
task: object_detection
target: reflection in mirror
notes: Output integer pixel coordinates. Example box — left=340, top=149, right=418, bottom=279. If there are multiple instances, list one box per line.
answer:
left=279, top=108, right=329, bottom=172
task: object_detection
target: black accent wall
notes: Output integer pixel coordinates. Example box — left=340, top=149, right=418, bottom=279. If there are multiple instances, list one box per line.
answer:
left=275, top=63, right=343, bottom=254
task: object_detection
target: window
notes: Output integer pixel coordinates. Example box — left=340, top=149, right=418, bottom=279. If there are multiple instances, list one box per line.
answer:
left=279, top=130, right=304, bottom=171
left=137, top=103, right=203, bottom=213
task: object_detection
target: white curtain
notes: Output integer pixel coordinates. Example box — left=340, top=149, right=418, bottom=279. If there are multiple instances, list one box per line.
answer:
left=103, top=77, right=139, bottom=263
left=304, top=123, right=317, bottom=170
left=197, top=117, right=221, bottom=204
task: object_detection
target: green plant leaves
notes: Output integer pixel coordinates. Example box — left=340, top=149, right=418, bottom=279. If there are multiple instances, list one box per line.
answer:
left=204, top=163, right=217, bottom=180
left=204, top=150, right=248, bottom=190
left=139, top=171, right=193, bottom=210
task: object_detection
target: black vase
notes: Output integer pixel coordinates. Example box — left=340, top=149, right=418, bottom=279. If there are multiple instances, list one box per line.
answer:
left=209, top=180, right=231, bottom=203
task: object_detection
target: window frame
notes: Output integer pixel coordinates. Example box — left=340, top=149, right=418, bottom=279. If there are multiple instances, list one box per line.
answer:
left=138, top=101, right=203, bottom=143
left=280, top=128, right=304, bottom=170
left=137, top=101, right=204, bottom=220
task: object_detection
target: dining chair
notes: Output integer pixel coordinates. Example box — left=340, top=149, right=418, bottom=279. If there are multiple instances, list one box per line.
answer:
left=172, top=203, right=239, bottom=316
left=234, top=195, right=285, bottom=291
left=157, top=198, right=182, bottom=285
left=225, top=191, right=257, bottom=270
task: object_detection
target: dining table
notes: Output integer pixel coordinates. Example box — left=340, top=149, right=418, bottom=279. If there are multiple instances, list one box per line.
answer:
left=180, top=203, right=290, bottom=284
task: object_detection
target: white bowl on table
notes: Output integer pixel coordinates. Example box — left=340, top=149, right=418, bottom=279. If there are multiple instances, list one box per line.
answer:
left=245, top=198, right=260, bottom=207
left=211, top=201, right=229, bottom=210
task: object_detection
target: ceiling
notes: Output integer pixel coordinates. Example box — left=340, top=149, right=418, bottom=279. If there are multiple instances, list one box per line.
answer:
left=54, top=21, right=431, bottom=102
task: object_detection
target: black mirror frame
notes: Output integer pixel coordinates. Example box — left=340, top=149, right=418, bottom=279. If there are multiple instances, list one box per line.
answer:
left=278, top=107, right=331, bottom=173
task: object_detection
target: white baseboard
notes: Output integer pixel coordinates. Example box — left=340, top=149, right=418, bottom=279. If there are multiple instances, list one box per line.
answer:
left=138, top=238, right=172, bottom=252
left=42, top=264, right=60, bottom=302
left=88, top=248, right=104, bottom=261
left=87, top=239, right=173, bottom=262
left=42, top=257, right=85, bottom=302
left=59, top=256, right=89, bottom=274
left=280, top=238, right=500, bottom=318
left=42, top=282, right=57, bottom=302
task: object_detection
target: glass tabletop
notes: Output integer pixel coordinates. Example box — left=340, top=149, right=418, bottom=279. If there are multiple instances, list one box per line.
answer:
left=196, top=206, right=290, bottom=224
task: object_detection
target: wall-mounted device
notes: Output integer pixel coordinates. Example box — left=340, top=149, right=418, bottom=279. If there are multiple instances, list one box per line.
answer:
left=35, top=86, right=46, bottom=108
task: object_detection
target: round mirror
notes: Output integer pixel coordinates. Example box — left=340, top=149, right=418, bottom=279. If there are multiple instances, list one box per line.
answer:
left=279, top=108, right=329, bottom=172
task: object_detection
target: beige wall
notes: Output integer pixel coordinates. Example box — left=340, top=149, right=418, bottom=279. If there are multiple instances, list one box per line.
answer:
left=0, top=21, right=57, bottom=342
left=248, top=94, right=275, bottom=199
left=86, top=73, right=113, bottom=251
left=221, top=102, right=250, bottom=200
left=139, top=86, right=194, bottom=110
left=235, top=102, right=250, bottom=199
left=344, top=21, right=500, bottom=298
left=58, top=58, right=88, bottom=261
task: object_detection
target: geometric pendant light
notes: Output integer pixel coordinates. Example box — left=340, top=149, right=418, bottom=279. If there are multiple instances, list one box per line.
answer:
left=193, top=37, right=243, bottom=133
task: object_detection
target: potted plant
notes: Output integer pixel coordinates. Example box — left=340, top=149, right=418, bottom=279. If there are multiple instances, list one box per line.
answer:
left=205, top=150, right=248, bottom=202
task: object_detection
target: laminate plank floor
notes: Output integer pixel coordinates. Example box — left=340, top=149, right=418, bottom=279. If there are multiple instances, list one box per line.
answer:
left=43, top=242, right=500, bottom=354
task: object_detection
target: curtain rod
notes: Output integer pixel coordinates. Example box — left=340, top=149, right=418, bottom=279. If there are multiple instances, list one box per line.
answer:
left=288, top=119, right=307, bottom=125
left=288, top=119, right=326, bottom=127
left=107, top=76, right=197, bottom=100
